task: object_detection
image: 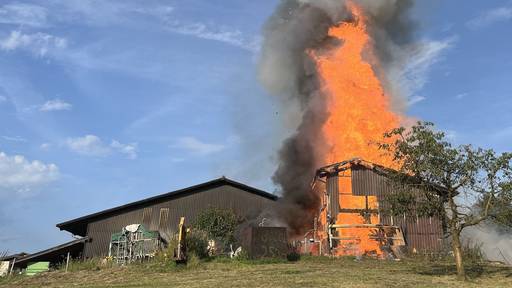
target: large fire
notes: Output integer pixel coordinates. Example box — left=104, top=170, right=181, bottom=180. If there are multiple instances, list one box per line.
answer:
left=310, top=2, right=401, bottom=256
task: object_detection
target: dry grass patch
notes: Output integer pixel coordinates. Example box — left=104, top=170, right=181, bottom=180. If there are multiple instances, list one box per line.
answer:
left=1, top=256, right=511, bottom=288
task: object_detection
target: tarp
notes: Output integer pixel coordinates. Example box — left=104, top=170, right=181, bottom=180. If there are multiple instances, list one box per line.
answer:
left=125, top=224, right=141, bottom=233
left=0, top=261, right=9, bottom=277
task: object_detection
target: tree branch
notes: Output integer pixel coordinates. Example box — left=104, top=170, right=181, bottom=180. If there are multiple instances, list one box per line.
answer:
left=461, top=193, right=494, bottom=229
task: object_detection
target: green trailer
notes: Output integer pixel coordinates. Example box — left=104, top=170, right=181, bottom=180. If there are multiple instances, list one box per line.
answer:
left=25, top=262, right=49, bottom=276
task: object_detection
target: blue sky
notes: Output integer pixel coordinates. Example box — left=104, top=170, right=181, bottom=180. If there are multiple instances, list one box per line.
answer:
left=0, top=0, right=511, bottom=253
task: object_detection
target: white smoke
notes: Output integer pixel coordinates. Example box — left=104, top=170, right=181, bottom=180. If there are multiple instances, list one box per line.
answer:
left=463, top=225, right=512, bottom=265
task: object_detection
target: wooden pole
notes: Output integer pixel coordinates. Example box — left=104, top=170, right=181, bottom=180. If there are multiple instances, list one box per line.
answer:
left=65, top=252, right=70, bottom=273
left=9, top=258, right=15, bottom=276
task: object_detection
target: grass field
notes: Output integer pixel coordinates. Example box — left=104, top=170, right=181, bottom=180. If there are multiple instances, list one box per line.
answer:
left=1, top=256, right=511, bottom=288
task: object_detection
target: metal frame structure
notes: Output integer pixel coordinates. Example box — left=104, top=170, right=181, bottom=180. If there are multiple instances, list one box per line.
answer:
left=108, top=224, right=163, bottom=265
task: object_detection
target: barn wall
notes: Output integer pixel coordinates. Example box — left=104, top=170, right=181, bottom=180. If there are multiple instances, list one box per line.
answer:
left=351, top=166, right=444, bottom=252
left=84, top=185, right=276, bottom=258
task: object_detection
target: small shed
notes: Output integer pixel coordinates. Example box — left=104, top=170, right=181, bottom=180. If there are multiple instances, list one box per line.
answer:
left=12, top=237, right=89, bottom=270
left=0, top=253, right=28, bottom=276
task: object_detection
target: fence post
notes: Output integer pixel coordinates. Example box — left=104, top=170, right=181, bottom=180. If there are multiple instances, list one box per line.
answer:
left=65, top=252, right=70, bottom=273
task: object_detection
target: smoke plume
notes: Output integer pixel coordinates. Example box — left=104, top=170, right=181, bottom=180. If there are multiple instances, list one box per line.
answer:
left=258, top=0, right=418, bottom=235
left=463, top=225, right=512, bottom=265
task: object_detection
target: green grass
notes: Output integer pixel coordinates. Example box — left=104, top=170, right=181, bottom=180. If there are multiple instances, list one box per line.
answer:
left=1, top=256, right=511, bottom=288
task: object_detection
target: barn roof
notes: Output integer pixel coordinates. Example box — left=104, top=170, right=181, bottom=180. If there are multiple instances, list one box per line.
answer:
left=56, top=177, right=277, bottom=236
left=0, top=252, right=29, bottom=262
left=13, top=237, right=89, bottom=268
left=316, top=158, right=395, bottom=177
left=316, top=158, right=449, bottom=193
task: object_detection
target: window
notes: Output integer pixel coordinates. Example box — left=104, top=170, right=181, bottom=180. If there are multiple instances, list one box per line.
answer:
left=142, top=207, right=152, bottom=227
left=158, top=208, right=170, bottom=231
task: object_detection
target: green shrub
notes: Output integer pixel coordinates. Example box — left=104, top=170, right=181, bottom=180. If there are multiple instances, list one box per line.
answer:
left=286, top=251, right=301, bottom=262
left=154, top=237, right=178, bottom=264
left=193, top=207, right=239, bottom=245
left=152, top=230, right=209, bottom=267
left=186, top=230, right=209, bottom=259
left=186, top=253, right=201, bottom=268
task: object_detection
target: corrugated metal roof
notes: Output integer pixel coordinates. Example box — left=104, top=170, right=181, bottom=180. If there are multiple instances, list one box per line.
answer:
left=56, top=177, right=278, bottom=236
left=13, top=237, right=89, bottom=268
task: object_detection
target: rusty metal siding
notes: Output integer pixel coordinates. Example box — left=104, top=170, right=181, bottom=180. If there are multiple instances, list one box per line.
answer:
left=84, top=185, right=276, bottom=258
left=351, top=165, right=443, bottom=252
left=327, top=174, right=340, bottom=220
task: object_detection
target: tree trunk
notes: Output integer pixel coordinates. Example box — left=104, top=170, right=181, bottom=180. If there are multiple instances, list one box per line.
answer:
left=451, top=229, right=466, bottom=280
left=448, top=192, right=466, bottom=280
left=439, top=195, right=449, bottom=237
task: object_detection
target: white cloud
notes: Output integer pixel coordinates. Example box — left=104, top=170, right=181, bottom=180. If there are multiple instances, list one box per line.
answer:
left=467, top=6, right=512, bottom=29
left=173, top=136, right=225, bottom=156
left=53, top=1, right=174, bottom=27
left=166, top=21, right=260, bottom=52
left=0, top=3, right=48, bottom=27
left=66, top=135, right=138, bottom=159
left=131, top=5, right=175, bottom=18
left=40, top=143, right=51, bottom=150
left=1, top=1, right=173, bottom=28
left=394, top=37, right=456, bottom=103
left=54, top=1, right=258, bottom=52
left=66, top=135, right=110, bottom=157
left=40, top=99, right=72, bottom=112
left=0, top=30, right=67, bottom=56
left=1, top=136, right=27, bottom=143
left=111, top=140, right=138, bottom=159
left=0, top=151, right=59, bottom=197
left=407, top=95, right=426, bottom=106
left=456, top=92, right=468, bottom=100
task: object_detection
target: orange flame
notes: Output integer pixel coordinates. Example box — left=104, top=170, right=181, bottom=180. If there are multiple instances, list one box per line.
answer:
left=310, top=2, right=401, bottom=256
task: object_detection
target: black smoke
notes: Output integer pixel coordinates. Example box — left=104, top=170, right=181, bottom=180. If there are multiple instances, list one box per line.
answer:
left=258, top=0, right=418, bottom=235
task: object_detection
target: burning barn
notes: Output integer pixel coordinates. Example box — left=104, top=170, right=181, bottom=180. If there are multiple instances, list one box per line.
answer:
left=308, top=158, right=444, bottom=257
left=258, top=1, right=443, bottom=257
